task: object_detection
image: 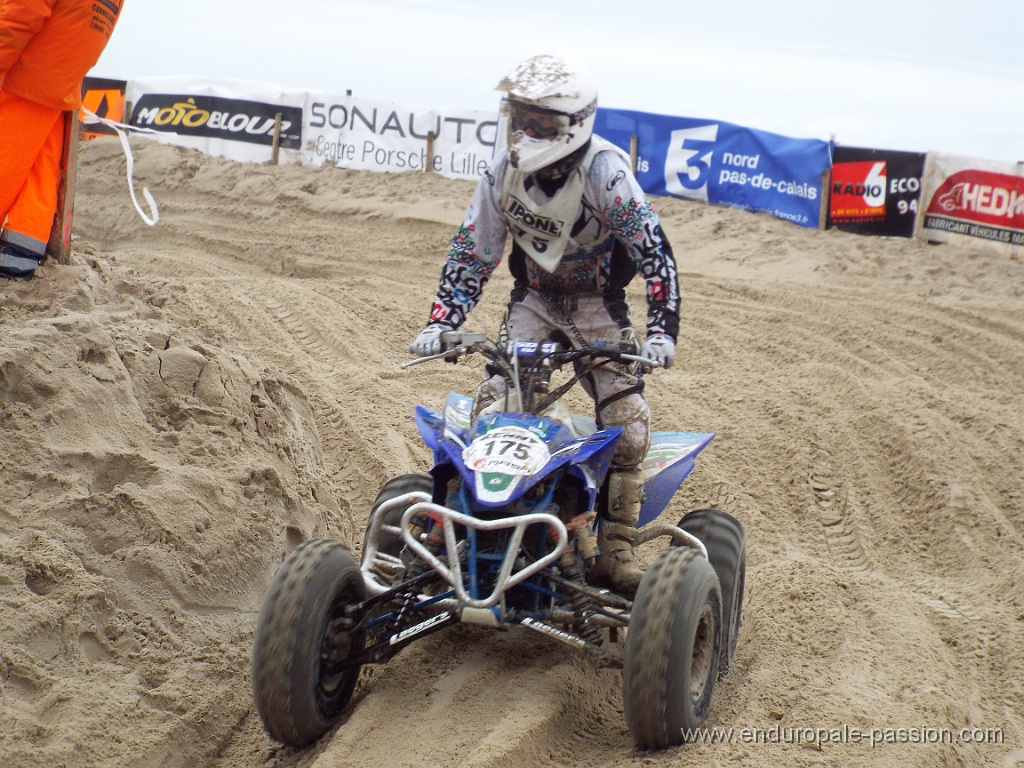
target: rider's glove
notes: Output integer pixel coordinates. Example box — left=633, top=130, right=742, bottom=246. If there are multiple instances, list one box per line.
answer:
left=409, top=325, right=446, bottom=356
left=640, top=333, right=676, bottom=369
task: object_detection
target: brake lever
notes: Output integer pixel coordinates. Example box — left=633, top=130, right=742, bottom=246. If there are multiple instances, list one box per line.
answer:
left=399, top=345, right=470, bottom=369
left=620, top=352, right=663, bottom=368
left=399, top=350, right=460, bottom=370
left=587, top=349, right=663, bottom=369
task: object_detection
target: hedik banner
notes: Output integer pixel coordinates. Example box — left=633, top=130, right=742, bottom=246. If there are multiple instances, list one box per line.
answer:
left=302, top=94, right=499, bottom=180
left=125, top=77, right=307, bottom=164
left=595, top=108, right=832, bottom=228
left=917, top=153, right=1024, bottom=252
left=827, top=147, right=925, bottom=238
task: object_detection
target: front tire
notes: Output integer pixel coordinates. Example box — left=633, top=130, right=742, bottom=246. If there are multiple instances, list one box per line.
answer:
left=623, top=547, right=722, bottom=749
left=252, top=539, right=366, bottom=747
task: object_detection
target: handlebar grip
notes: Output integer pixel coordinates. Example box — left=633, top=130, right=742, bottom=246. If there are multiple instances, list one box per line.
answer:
left=506, top=340, right=565, bottom=361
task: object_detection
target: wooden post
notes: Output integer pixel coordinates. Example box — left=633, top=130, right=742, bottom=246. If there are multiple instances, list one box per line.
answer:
left=425, top=131, right=435, bottom=173
left=270, top=112, right=282, bottom=165
left=819, top=169, right=831, bottom=230
left=1015, top=161, right=1024, bottom=260
left=46, top=110, right=80, bottom=265
left=629, top=135, right=638, bottom=175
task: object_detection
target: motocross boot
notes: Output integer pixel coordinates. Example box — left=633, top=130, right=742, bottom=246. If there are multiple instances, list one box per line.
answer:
left=589, top=468, right=645, bottom=598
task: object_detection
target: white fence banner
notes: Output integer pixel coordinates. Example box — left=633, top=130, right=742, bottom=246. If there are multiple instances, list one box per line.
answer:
left=125, top=77, right=307, bottom=165
left=302, top=94, right=499, bottom=180
left=916, top=152, right=1024, bottom=255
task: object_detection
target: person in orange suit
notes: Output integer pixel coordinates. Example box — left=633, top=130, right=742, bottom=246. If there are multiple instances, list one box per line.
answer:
left=0, top=0, right=124, bottom=280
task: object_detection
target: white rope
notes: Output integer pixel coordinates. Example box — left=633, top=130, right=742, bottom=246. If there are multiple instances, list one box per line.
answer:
left=79, top=108, right=159, bottom=226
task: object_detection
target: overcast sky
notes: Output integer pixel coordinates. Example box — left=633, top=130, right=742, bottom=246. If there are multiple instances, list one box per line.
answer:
left=94, top=0, right=1024, bottom=164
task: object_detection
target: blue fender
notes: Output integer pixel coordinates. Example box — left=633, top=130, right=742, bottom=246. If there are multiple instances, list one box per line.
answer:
left=638, top=432, right=715, bottom=526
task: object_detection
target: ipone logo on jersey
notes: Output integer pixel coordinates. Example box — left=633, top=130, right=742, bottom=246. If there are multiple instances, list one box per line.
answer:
left=830, top=161, right=887, bottom=221
left=506, top=196, right=564, bottom=237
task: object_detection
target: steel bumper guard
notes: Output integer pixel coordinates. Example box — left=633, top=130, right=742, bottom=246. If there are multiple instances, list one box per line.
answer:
left=399, top=502, right=568, bottom=610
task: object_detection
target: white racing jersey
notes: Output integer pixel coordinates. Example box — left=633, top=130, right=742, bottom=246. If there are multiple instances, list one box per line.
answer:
left=426, top=137, right=681, bottom=340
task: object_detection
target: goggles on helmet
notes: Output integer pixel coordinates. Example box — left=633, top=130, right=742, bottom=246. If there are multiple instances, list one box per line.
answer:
left=506, top=101, right=569, bottom=140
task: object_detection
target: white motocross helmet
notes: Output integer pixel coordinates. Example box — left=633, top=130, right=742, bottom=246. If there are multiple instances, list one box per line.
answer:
left=496, top=54, right=598, bottom=173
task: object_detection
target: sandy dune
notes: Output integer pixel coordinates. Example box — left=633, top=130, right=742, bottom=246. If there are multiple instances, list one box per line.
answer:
left=1, top=137, right=1022, bottom=768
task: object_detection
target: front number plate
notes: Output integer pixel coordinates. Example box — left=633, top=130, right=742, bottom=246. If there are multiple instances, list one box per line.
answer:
left=463, top=426, right=550, bottom=476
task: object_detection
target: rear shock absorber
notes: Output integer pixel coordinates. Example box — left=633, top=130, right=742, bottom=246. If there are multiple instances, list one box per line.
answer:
left=403, top=511, right=445, bottom=581
left=378, top=515, right=445, bottom=641
left=552, top=515, right=603, bottom=646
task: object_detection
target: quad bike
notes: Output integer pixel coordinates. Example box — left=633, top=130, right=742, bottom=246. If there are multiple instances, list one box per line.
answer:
left=251, top=330, right=746, bottom=750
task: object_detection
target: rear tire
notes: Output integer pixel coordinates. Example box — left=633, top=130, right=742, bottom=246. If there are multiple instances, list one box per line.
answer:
left=623, top=547, right=722, bottom=749
left=677, top=508, right=746, bottom=676
left=252, top=539, right=366, bottom=747
left=362, top=473, right=433, bottom=561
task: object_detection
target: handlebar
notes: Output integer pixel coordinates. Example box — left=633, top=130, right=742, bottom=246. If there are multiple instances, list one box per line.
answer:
left=402, top=330, right=663, bottom=417
left=401, top=330, right=663, bottom=371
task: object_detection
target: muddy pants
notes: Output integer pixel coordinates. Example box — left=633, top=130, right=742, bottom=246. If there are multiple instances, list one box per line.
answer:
left=504, top=289, right=650, bottom=468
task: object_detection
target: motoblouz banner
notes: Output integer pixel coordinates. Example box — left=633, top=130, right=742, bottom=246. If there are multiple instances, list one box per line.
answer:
left=80, top=76, right=127, bottom=140
left=917, top=153, right=1024, bottom=252
left=125, top=77, right=307, bottom=164
left=827, top=147, right=925, bottom=238
left=302, top=94, right=499, bottom=181
left=595, top=108, right=832, bottom=229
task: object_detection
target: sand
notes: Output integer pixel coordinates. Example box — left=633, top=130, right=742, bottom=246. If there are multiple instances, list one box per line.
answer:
left=1, top=137, right=1023, bottom=768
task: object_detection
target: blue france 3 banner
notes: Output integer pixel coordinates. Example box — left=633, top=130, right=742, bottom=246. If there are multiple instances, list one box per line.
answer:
left=596, top=108, right=833, bottom=228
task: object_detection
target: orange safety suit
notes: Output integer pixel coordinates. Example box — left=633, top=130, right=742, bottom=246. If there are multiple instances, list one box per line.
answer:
left=0, top=0, right=123, bottom=256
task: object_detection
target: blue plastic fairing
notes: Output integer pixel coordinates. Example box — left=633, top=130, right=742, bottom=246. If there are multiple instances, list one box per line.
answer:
left=414, top=405, right=441, bottom=450
left=638, top=432, right=715, bottom=526
left=438, top=411, right=622, bottom=508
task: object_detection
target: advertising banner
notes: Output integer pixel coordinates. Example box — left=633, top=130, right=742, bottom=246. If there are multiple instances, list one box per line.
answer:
left=917, top=153, right=1024, bottom=252
left=80, top=76, right=127, bottom=139
left=827, top=147, right=926, bottom=237
left=125, top=77, right=307, bottom=164
left=595, top=108, right=832, bottom=228
left=302, top=94, right=499, bottom=180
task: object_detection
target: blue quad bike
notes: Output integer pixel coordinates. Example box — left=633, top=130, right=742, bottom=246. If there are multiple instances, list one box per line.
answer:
left=251, top=330, right=746, bottom=750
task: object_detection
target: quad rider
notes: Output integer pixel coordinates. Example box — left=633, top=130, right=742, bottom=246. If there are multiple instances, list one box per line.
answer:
left=410, top=53, right=680, bottom=597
